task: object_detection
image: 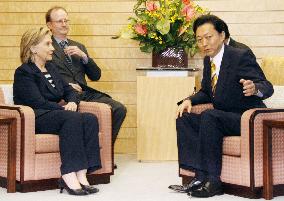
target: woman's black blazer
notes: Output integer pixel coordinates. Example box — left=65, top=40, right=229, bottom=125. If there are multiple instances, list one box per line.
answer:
left=13, top=61, right=80, bottom=118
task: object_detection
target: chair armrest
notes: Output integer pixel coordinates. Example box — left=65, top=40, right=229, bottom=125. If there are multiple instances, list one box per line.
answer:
left=78, top=101, right=112, bottom=174
left=78, top=101, right=112, bottom=134
left=191, top=103, right=213, bottom=114
left=0, top=104, right=36, bottom=181
left=240, top=108, right=284, bottom=187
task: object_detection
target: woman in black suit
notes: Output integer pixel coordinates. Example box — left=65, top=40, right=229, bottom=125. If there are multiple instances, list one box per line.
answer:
left=13, top=27, right=100, bottom=196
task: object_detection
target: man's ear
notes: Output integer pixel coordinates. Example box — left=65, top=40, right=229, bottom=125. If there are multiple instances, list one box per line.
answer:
left=46, top=22, right=52, bottom=30
left=221, top=31, right=226, bottom=41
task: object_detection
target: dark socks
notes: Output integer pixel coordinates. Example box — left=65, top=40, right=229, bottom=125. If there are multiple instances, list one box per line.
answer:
left=195, top=171, right=206, bottom=182
left=208, top=175, right=222, bottom=186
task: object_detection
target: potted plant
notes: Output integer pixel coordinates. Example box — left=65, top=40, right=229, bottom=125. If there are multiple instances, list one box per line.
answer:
left=116, top=0, right=207, bottom=67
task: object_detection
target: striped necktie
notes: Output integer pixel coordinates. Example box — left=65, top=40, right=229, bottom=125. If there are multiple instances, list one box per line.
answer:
left=59, top=40, right=73, bottom=67
left=211, top=61, right=218, bottom=95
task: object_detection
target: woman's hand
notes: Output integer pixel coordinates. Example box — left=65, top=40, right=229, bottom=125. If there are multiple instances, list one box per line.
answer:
left=63, top=102, right=78, bottom=111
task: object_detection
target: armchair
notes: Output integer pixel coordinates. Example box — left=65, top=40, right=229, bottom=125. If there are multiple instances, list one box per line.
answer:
left=0, top=84, right=113, bottom=192
left=179, top=57, right=284, bottom=199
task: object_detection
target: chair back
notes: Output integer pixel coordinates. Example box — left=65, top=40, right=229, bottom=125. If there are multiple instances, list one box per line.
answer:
left=0, top=84, right=14, bottom=105
left=261, top=57, right=284, bottom=108
left=261, top=56, right=284, bottom=85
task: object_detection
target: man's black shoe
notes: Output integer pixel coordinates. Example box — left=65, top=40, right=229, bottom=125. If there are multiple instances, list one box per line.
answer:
left=189, top=181, right=223, bottom=198
left=168, top=177, right=203, bottom=193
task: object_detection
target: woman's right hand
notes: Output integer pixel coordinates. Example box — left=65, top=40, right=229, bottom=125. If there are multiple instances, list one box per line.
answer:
left=176, top=99, right=192, bottom=118
left=63, top=102, right=78, bottom=111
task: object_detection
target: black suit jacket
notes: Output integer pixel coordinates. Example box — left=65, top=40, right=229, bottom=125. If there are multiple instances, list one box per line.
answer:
left=50, top=36, right=108, bottom=96
left=13, top=62, right=80, bottom=118
left=189, top=45, right=273, bottom=114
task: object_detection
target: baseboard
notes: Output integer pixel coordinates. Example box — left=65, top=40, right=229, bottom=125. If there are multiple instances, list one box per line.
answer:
left=0, top=173, right=111, bottom=193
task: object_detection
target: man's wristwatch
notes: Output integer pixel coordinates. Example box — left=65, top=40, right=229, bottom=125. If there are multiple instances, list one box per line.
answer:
left=253, top=86, right=259, bottom=95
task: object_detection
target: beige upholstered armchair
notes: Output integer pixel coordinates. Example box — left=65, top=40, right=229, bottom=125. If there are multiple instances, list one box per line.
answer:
left=180, top=57, right=284, bottom=199
left=0, top=84, right=113, bottom=192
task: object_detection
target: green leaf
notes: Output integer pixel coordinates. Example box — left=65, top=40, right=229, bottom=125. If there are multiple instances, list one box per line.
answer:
left=165, top=33, right=174, bottom=43
left=156, top=19, right=171, bottom=35
left=140, top=44, right=154, bottom=53
left=120, top=26, right=136, bottom=39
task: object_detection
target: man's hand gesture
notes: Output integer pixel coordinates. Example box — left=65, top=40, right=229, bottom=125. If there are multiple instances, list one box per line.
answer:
left=64, top=46, right=87, bottom=58
left=239, top=79, right=256, bottom=96
left=176, top=99, right=192, bottom=118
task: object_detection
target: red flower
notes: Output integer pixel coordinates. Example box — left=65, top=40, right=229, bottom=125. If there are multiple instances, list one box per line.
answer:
left=182, top=0, right=190, bottom=5
left=146, top=1, right=159, bottom=12
left=181, top=5, right=196, bottom=21
left=134, top=24, right=148, bottom=36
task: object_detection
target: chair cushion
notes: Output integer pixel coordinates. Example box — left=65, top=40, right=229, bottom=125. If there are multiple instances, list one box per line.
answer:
left=35, top=134, right=59, bottom=153
left=222, top=136, right=241, bottom=157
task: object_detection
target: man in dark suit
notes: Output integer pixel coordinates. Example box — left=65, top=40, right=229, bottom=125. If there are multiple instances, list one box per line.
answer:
left=45, top=6, right=127, bottom=155
left=221, top=19, right=254, bottom=54
left=169, top=15, right=273, bottom=198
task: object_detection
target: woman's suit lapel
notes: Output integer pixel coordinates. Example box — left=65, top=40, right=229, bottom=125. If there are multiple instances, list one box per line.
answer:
left=30, top=62, right=61, bottom=97
left=45, top=63, right=64, bottom=94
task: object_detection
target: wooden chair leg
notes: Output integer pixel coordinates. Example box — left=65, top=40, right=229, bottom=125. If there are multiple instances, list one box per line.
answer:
left=263, top=124, right=273, bottom=200
left=261, top=120, right=284, bottom=200
left=6, top=118, right=17, bottom=193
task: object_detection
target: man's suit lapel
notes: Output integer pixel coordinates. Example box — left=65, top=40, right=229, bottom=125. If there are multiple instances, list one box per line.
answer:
left=204, top=57, right=213, bottom=97
left=214, top=45, right=230, bottom=97
left=51, top=36, right=73, bottom=73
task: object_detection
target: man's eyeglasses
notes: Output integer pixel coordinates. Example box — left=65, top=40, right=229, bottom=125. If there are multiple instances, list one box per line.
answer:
left=51, top=19, right=70, bottom=24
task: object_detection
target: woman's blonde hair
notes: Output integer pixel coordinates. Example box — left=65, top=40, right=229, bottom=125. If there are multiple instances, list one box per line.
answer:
left=20, top=27, right=51, bottom=63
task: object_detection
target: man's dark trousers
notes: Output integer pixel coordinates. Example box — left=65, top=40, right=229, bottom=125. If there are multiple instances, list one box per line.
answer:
left=176, top=109, right=241, bottom=177
left=81, top=90, right=127, bottom=145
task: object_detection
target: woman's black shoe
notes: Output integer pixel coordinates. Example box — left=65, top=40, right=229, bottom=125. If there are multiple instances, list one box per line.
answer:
left=58, top=179, right=88, bottom=196
left=80, top=183, right=99, bottom=194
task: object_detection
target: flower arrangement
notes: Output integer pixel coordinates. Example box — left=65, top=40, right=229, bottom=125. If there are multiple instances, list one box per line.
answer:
left=118, top=0, right=207, bottom=55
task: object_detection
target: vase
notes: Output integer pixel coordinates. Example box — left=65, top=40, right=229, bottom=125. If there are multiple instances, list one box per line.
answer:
left=152, top=47, right=188, bottom=68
